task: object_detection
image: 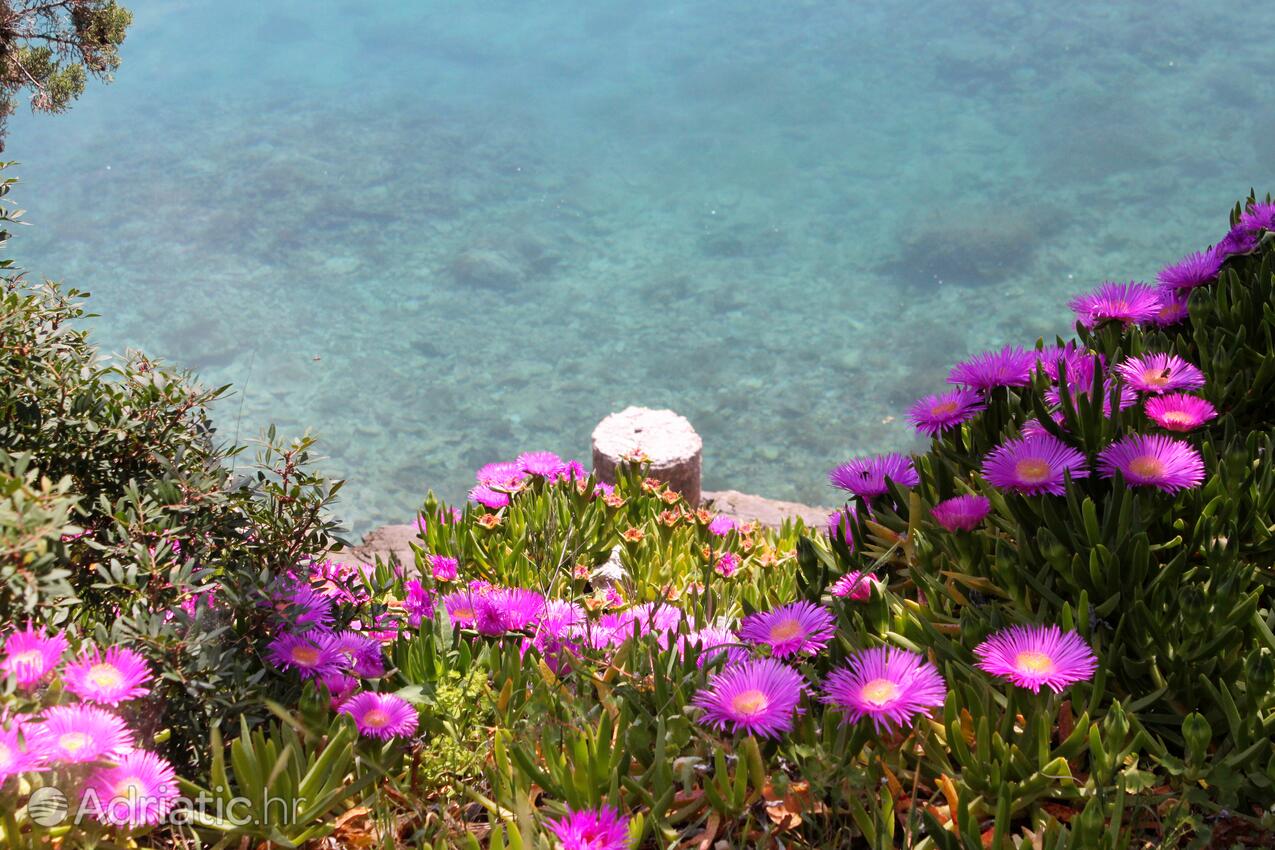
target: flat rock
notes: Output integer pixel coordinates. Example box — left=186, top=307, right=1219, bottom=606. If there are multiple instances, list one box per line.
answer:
left=447, top=248, right=524, bottom=290
left=339, top=523, right=418, bottom=568
left=702, top=489, right=832, bottom=529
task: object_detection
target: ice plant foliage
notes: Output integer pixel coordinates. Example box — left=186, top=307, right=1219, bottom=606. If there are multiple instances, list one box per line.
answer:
left=692, top=658, right=806, bottom=739
left=982, top=433, right=1089, bottom=496
left=908, top=387, right=986, bottom=436
left=63, top=646, right=153, bottom=705
left=545, top=805, right=631, bottom=850
left=738, top=601, right=836, bottom=658
left=930, top=494, right=991, bottom=532
left=1144, top=393, right=1218, bottom=432
left=821, top=647, right=947, bottom=733
left=828, top=452, right=919, bottom=499
left=974, top=625, right=1098, bottom=694
left=1115, top=353, right=1206, bottom=394
left=1098, top=434, right=1206, bottom=494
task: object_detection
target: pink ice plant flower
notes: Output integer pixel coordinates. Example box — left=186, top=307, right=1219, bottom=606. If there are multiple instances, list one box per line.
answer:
left=546, top=805, right=631, bottom=850
left=930, top=494, right=991, bottom=532
left=1097, top=434, right=1206, bottom=493
left=692, top=657, right=806, bottom=739
left=829, top=570, right=876, bottom=601
left=738, top=601, right=836, bottom=658
left=63, top=646, right=153, bottom=706
left=947, top=346, right=1037, bottom=390
left=82, top=750, right=179, bottom=829
left=974, top=624, right=1097, bottom=694
left=341, top=692, right=419, bottom=740
left=1115, top=353, right=1205, bottom=395
left=1144, top=393, right=1218, bottom=432
left=982, top=433, right=1089, bottom=496
left=516, top=451, right=566, bottom=477
left=430, top=554, right=459, bottom=582
left=821, top=646, right=947, bottom=733
left=1068, top=281, right=1162, bottom=327
left=1, top=625, right=68, bottom=688
left=707, top=514, right=738, bottom=536
left=266, top=632, right=343, bottom=679
left=908, top=387, right=986, bottom=436
left=829, top=453, right=919, bottom=499
left=0, top=720, right=48, bottom=780
left=42, top=704, right=133, bottom=764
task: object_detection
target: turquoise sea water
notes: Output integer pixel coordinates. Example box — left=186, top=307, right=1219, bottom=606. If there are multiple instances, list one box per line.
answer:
left=8, top=0, right=1274, bottom=532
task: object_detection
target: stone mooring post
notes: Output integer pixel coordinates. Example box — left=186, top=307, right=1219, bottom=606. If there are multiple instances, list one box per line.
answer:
left=591, top=406, right=703, bottom=507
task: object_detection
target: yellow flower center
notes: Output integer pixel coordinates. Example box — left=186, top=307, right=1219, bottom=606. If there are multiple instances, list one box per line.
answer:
left=114, top=777, right=146, bottom=798
left=1128, top=456, right=1165, bottom=479
left=730, top=689, right=769, bottom=716
left=1140, top=368, right=1170, bottom=388
left=59, top=732, right=90, bottom=753
left=930, top=401, right=959, bottom=416
left=87, top=664, right=124, bottom=690
left=290, top=646, right=321, bottom=666
left=1015, top=650, right=1055, bottom=674
left=453, top=607, right=474, bottom=621
left=1015, top=458, right=1052, bottom=483
left=768, top=619, right=803, bottom=642
left=1162, top=411, right=1193, bottom=428
left=0, top=743, right=12, bottom=767
left=362, top=709, right=390, bottom=728
left=861, top=678, right=900, bottom=706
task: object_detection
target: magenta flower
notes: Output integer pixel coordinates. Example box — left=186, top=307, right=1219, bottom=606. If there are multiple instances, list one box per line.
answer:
left=330, top=631, right=384, bottom=678
left=43, top=705, right=132, bottom=764
left=829, top=570, right=875, bottom=601
left=1239, top=201, right=1275, bottom=233
left=321, top=672, right=359, bottom=707
left=692, top=657, right=805, bottom=738
left=0, top=721, right=48, bottom=780
left=908, top=388, right=986, bottom=436
left=517, top=451, right=565, bottom=478
left=1219, top=222, right=1260, bottom=256
left=1144, top=393, right=1218, bottom=432
left=974, top=625, right=1097, bottom=694
left=680, top=626, right=750, bottom=668
left=475, top=461, right=526, bottom=489
left=1037, top=344, right=1099, bottom=384
left=1068, top=281, right=1162, bottom=328
left=82, top=750, right=179, bottom=829
left=442, top=589, right=482, bottom=628
left=738, top=601, right=836, bottom=658
left=1045, top=376, right=1138, bottom=418
left=982, top=434, right=1089, bottom=496
left=821, top=646, right=947, bottom=733
left=1, top=625, right=68, bottom=688
left=947, top=346, right=1037, bottom=390
left=404, top=580, right=435, bottom=627
left=267, top=582, right=334, bottom=631
left=826, top=506, right=857, bottom=548
left=1115, top=353, right=1205, bottom=395
left=546, top=805, right=630, bottom=850
left=474, top=588, right=545, bottom=635
left=1157, top=248, right=1223, bottom=289
left=341, top=692, right=419, bottom=739
left=63, top=646, right=153, bottom=706
left=715, top=551, right=740, bottom=577
left=468, top=484, right=511, bottom=509
left=1097, top=434, right=1205, bottom=493
left=829, top=453, right=919, bottom=499
left=930, top=494, right=991, bottom=532
left=430, top=554, right=459, bottom=582
left=707, top=514, right=738, bottom=536
left=1151, top=285, right=1191, bottom=326
left=266, top=632, right=342, bottom=679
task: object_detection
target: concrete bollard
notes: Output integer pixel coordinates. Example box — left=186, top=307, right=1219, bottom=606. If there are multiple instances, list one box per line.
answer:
left=591, top=406, right=703, bottom=506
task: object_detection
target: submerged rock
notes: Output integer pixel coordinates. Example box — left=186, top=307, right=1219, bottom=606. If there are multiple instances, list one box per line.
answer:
left=446, top=248, right=525, bottom=291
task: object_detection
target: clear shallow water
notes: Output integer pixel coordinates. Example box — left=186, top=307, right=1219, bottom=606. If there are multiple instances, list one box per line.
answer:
left=8, top=0, right=1274, bottom=533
